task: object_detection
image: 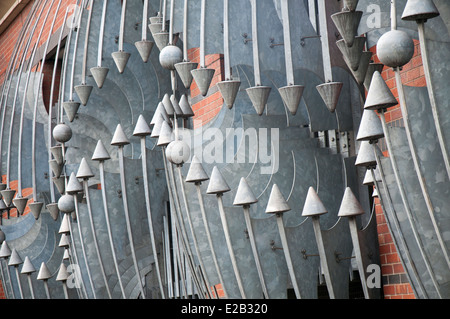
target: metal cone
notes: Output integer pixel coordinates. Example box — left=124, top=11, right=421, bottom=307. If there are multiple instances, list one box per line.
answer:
left=49, top=159, right=63, bottom=178
left=363, top=168, right=381, bottom=185
left=162, top=93, right=174, bottom=116
left=265, top=184, right=291, bottom=214
left=63, top=101, right=81, bottom=122
left=191, top=68, right=215, bottom=96
left=355, top=140, right=377, bottom=167
left=8, top=249, right=22, bottom=266
left=21, top=256, right=36, bottom=274
left=150, top=114, right=165, bottom=138
left=170, top=94, right=184, bottom=117
left=316, top=82, right=343, bottom=113
left=364, top=63, right=384, bottom=91
left=76, top=158, right=94, bottom=179
left=301, top=186, right=328, bottom=217
left=217, top=80, right=241, bottom=109
left=148, top=23, right=162, bottom=35
left=74, top=84, right=93, bottom=106
left=50, top=145, right=64, bottom=165
left=185, top=155, right=209, bottom=183
left=46, top=203, right=59, bottom=221
left=12, top=197, right=28, bottom=215
left=149, top=15, right=163, bottom=24
left=364, top=71, right=397, bottom=110
left=153, top=32, right=170, bottom=50
left=246, top=86, right=271, bottom=116
left=206, top=166, right=231, bottom=194
left=337, top=187, right=365, bottom=217
left=111, top=124, right=130, bottom=146
left=133, top=114, right=152, bottom=136
left=401, top=0, right=439, bottom=21
left=0, top=241, right=11, bottom=258
left=59, top=213, right=70, bottom=234
left=90, top=66, right=109, bottom=89
left=151, top=102, right=169, bottom=125
left=157, top=120, right=173, bottom=146
left=92, top=139, right=111, bottom=161
left=56, top=263, right=69, bottom=281
left=175, top=61, right=198, bottom=89
left=59, top=233, right=70, bottom=248
left=52, top=176, right=66, bottom=195
left=278, top=85, right=304, bottom=115
left=111, top=51, right=131, bottom=74
left=343, top=0, right=359, bottom=11
left=1, top=189, right=16, bottom=206
left=336, top=36, right=365, bottom=71
left=29, top=202, right=43, bottom=220
left=233, top=177, right=258, bottom=206
left=350, top=51, right=372, bottom=85
left=135, top=40, right=154, bottom=63
left=331, top=10, right=363, bottom=47
left=356, top=109, right=384, bottom=142
left=179, top=94, right=194, bottom=118
left=37, top=262, right=52, bottom=280
left=66, top=172, right=83, bottom=194
left=372, top=187, right=379, bottom=198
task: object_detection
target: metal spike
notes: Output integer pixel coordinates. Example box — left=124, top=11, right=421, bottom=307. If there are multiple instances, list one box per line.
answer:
left=12, top=197, right=28, bottom=215
left=191, top=68, right=215, bottom=96
left=336, top=36, right=365, bottom=71
left=162, top=93, right=174, bottom=116
left=92, top=140, right=111, bottom=161
left=21, top=256, right=35, bottom=274
left=133, top=114, right=152, bottom=136
left=185, top=155, right=209, bottom=183
left=174, top=61, right=198, bottom=89
left=29, top=202, right=43, bottom=220
left=372, top=187, right=379, bottom=198
left=246, top=86, right=271, bottom=116
left=1, top=189, right=16, bottom=206
left=58, top=233, right=70, bottom=248
left=150, top=114, right=165, bottom=138
left=135, top=40, right=154, bottom=63
left=66, top=172, right=83, bottom=194
left=170, top=94, right=184, bottom=117
left=301, top=186, right=328, bottom=217
left=111, top=51, right=131, bottom=74
left=46, top=203, right=59, bottom=221
left=364, top=63, right=384, bottom=91
left=8, top=249, right=23, bottom=266
left=278, top=85, right=304, bottom=115
left=357, top=109, right=384, bottom=142
left=363, top=168, right=381, bottom=185
left=62, top=101, right=81, bottom=122
left=49, top=159, right=63, bottom=178
left=364, top=71, right=398, bottom=110
left=90, top=66, right=109, bottom=89
left=401, top=0, right=439, bottom=21
left=265, top=184, right=291, bottom=214
left=74, top=84, right=93, bottom=106
left=58, top=213, right=70, bottom=234
left=179, top=94, right=194, bottom=118
left=331, top=10, right=363, bottom=47
left=151, top=102, right=170, bottom=125
left=206, top=166, right=231, bottom=194
left=355, top=140, right=377, bottom=167
left=111, top=124, right=130, bottom=146
left=0, top=241, right=11, bottom=258
left=217, top=80, right=241, bottom=109
left=37, top=262, right=52, bottom=281
left=76, top=158, right=94, bottom=179
left=233, top=177, right=258, bottom=206
left=157, top=120, right=173, bottom=146
left=316, top=82, right=343, bottom=113
left=56, top=263, right=69, bottom=282
left=153, top=32, right=170, bottom=50
left=337, top=187, right=365, bottom=217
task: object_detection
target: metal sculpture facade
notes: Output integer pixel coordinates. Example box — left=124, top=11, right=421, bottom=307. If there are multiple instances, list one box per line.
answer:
left=0, top=0, right=447, bottom=299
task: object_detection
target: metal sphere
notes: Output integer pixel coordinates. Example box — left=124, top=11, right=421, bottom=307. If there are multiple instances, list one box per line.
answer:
left=53, top=123, right=73, bottom=143
left=377, top=30, right=415, bottom=68
left=58, top=194, right=75, bottom=213
left=159, top=45, right=183, bottom=70
left=167, top=140, right=190, bottom=165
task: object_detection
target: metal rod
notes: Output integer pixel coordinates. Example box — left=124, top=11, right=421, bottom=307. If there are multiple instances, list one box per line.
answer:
left=14, top=266, right=24, bottom=299
left=162, top=0, right=167, bottom=32
left=275, top=213, right=301, bottom=298
left=82, top=177, right=112, bottom=298
left=249, top=0, right=261, bottom=85
left=216, top=194, right=246, bottom=298
left=62, top=281, right=69, bottom=299
left=223, top=0, right=231, bottom=79
left=81, top=0, right=94, bottom=84
left=347, top=217, right=369, bottom=298
left=26, top=273, right=35, bottom=299
left=43, top=279, right=51, bottom=299
left=280, top=0, right=294, bottom=85
left=142, top=0, right=148, bottom=41
left=182, top=0, right=188, bottom=61
left=69, top=0, right=86, bottom=101
left=200, top=0, right=206, bottom=68
left=168, top=0, right=175, bottom=45
left=117, top=146, right=146, bottom=298
left=97, top=0, right=108, bottom=67
left=118, top=0, right=127, bottom=52
left=98, top=160, right=127, bottom=298
left=195, top=182, right=228, bottom=298
left=317, top=0, right=332, bottom=82
left=5, top=259, right=15, bottom=298
left=0, top=261, right=9, bottom=298
left=140, top=137, right=166, bottom=298
left=242, top=205, right=269, bottom=298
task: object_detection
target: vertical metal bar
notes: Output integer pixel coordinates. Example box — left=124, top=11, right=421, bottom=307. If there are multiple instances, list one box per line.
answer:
left=98, top=160, right=126, bottom=298
left=97, top=0, right=108, bottom=67
left=142, top=0, right=148, bottom=41
left=62, top=281, right=69, bottom=299
left=161, top=0, right=167, bottom=32
left=5, top=259, right=15, bottom=299
left=242, top=205, right=269, bottom=298
left=0, top=261, right=9, bottom=298
left=249, top=0, right=261, bottom=85
left=317, top=0, right=332, bottom=82
left=223, top=0, right=231, bottom=80
left=26, top=274, right=35, bottom=299
left=14, top=266, right=24, bottom=299
left=216, top=194, right=246, bottom=298
left=81, top=0, right=94, bottom=84
left=200, top=0, right=206, bottom=68
left=182, top=0, right=188, bottom=61
left=69, top=0, right=86, bottom=101
left=43, top=279, right=51, bottom=299
left=280, top=0, right=294, bottom=86
left=119, top=0, right=127, bottom=52
left=347, top=217, right=369, bottom=298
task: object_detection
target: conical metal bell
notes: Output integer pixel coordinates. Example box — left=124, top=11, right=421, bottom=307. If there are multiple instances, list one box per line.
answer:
left=92, top=139, right=111, bottom=161
left=1, top=189, right=16, bottom=206
left=63, top=101, right=81, bottom=122
left=162, top=93, right=175, bottom=116
left=66, top=172, right=83, bottom=194
left=8, top=249, right=22, bottom=266
left=233, top=177, right=258, bottom=206
left=12, top=197, right=28, bottom=215
left=76, top=158, right=94, bottom=179
left=151, top=114, right=165, bottom=138
left=21, top=256, right=36, bottom=274
left=52, top=176, right=66, bottom=195
left=179, top=94, right=194, bottom=118
left=217, top=80, right=241, bottom=109
left=350, top=51, right=372, bottom=85
left=364, top=71, right=398, bottom=110
left=56, top=263, right=69, bottom=282
left=401, top=0, right=439, bottom=21
left=357, top=109, right=384, bottom=142
left=74, top=84, right=93, bottom=106
left=246, top=86, right=272, bottom=116
left=363, top=168, right=381, bottom=185
left=336, top=36, right=365, bottom=71
left=301, top=186, right=328, bottom=217
left=49, top=159, right=63, bottom=178
left=50, top=145, right=64, bottom=165
left=135, top=40, right=154, bottom=63
left=278, top=85, right=304, bottom=115
left=174, top=61, right=198, bottom=89
left=29, top=201, right=43, bottom=220
left=316, top=82, right=343, bottom=113
left=0, top=241, right=11, bottom=258
left=111, top=51, right=131, bottom=74
left=337, top=187, right=365, bottom=217
left=364, top=63, right=384, bottom=91
left=355, top=140, right=377, bottom=167
left=331, top=10, right=363, bottom=47
left=133, top=114, right=152, bottom=137
left=206, top=166, right=231, bottom=194
left=153, top=32, right=170, bottom=50
left=185, top=155, right=209, bottom=183
left=37, top=262, right=52, bottom=281
left=157, top=120, right=173, bottom=147
left=59, top=233, right=70, bottom=248
left=111, top=124, right=130, bottom=146
left=191, top=68, right=216, bottom=97
left=170, top=94, right=184, bottom=117
left=46, top=203, right=59, bottom=221
left=343, top=0, right=359, bottom=11
left=90, top=66, right=109, bottom=89
left=59, top=213, right=71, bottom=234
left=265, top=184, right=291, bottom=214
